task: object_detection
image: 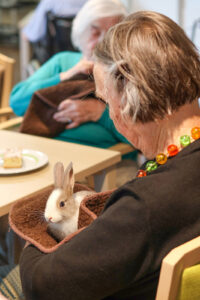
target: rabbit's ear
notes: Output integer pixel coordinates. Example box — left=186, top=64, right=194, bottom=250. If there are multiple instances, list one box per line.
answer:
left=63, top=162, right=75, bottom=196
left=54, top=162, right=64, bottom=188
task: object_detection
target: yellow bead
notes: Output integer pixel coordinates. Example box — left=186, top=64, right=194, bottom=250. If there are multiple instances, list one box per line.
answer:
left=156, top=153, right=167, bottom=165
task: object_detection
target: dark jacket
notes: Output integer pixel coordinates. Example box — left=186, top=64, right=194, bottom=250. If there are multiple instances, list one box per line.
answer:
left=20, top=139, right=200, bottom=300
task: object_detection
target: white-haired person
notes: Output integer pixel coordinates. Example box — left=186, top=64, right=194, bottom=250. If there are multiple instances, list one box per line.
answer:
left=22, top=0, right=88, bottom=44
left=10, top=0, right=133, bottom=154
left=17, top=11, right=200, bottom=300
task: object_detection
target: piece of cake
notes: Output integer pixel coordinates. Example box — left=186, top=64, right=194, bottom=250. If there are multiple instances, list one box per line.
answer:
left=3, top=148, right=23, bottom=168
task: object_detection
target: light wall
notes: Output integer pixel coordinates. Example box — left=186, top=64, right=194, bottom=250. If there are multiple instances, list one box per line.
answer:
left=184, top=0, right=200, bottom=49
left=121, top=0, right=200, bottom=48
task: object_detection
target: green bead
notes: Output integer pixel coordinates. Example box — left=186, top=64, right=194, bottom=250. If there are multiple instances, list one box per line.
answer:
left=180, top=135, right=191, bottom=147
left=145, top=161, right=158, bottom=172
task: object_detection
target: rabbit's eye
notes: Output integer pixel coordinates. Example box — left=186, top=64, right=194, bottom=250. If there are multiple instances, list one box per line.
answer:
left=60, top=201, right=65, bottom=208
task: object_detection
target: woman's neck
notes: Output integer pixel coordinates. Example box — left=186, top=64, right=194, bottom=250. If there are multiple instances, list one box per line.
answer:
left=133, top=100, right=200, bottom=159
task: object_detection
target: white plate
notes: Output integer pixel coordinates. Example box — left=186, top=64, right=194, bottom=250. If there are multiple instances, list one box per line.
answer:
left=0, top=149, right=48, bottom=175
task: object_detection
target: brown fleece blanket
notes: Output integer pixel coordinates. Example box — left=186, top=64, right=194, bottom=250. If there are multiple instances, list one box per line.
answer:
left=9, top=184, right=114, bottom=253
left=20, top=74, right=95, bottom=137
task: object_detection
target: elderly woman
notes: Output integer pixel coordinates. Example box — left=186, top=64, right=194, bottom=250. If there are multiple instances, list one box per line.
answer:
left=9, top=0, right=130, bottom=151
left=17, top=11, right=200, bottom=300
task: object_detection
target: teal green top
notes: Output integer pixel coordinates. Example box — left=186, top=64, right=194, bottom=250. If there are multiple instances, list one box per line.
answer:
left=10, top=51, right=82, bottom=116
left=10, top=51, right=136, bottom=159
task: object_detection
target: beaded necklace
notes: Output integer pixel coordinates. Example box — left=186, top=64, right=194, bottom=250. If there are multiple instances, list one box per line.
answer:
left=137, top=126, right=200, bottom=178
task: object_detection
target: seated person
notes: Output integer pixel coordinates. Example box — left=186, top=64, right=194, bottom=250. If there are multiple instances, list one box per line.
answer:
left=22, top=0, right=88, bottom=63
left=22, top=0, right=88, bottom=44
left=18, top=11, right=200, bottom=300
left=10, top=0, right=132, bottom=152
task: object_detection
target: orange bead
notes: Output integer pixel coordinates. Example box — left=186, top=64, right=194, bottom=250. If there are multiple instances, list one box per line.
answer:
left=156, top=153, right=168, bottom=165
left=167, top=144, right=179, bottom=157
left=137, top=170, right=147, bottom=177
left=191, top=127, right=200, bottom=140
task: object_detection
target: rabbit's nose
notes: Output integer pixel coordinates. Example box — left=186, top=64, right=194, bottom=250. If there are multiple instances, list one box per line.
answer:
left=49, top=217, right=53, bottom=222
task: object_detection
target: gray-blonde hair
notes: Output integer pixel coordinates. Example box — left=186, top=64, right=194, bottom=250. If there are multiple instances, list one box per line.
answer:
left=71, top=0, right=127, bottom=52
left=94, top=11, right=200, bottom=123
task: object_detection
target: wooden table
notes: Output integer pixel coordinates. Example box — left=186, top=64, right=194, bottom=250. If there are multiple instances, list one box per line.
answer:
left=0, top=130, right=121, bottom=217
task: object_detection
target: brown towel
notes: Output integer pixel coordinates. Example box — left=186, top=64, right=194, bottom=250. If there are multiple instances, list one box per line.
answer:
left=9, top=184, right=114, bottom=253
left=20, top=74, right=95, bottom=137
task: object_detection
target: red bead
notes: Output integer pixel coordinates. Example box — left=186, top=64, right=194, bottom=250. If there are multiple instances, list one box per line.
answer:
left=191, top=127, right=200, bottom=140
left=137, top=170, right=147, bottom=177
left=167, top=144, right=179, bottom=157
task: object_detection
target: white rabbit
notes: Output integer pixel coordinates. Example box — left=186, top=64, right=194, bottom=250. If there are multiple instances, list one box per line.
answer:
left=44, top=161, right=95, bottom=241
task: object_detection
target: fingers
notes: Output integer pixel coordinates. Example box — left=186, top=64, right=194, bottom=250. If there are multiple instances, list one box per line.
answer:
left=53, top=98, right=105, bottom=126
left=54, top=100, right=85, bottom=121
left=53, top=100, right=77, bottom=122
left=53, top=108, right=80, bottom=122
left=53, top=112, right=73, bottom=123
left=58, top=99, right=73, bottom=110
left=65, top=121, right=80, bottom=129
left=53, top=98, right=105, bottom=124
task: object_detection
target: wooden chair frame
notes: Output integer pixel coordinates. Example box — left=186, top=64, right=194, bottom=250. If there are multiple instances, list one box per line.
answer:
left=0, top=54, right=15, bottom=108
left=156, top=236, right=200, bottom=300
left=0, top=116, right=22, bottom=130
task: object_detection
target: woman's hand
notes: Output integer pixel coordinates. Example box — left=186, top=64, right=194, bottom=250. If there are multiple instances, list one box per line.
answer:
left=53, top=98, right=106, bottom=129
left=60, top=59, right=94, bottom=81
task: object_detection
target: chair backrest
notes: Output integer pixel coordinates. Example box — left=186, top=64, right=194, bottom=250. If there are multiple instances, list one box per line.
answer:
left=156, top=236, right=200, bottom=300
left=0, top=64, right=4, bottom=104
left=47, top=12, right=77, bottom=53
left=32, top=12, right=77, bottom=65
left=177, top=263, right=200, bottom=300
left=0, top=53, right=15, bottom=108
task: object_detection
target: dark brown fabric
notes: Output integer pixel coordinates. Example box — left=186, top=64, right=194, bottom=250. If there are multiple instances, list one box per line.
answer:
left=9, top=184, right=114, bottom=253
left=20, top=74, right=95, bottom=137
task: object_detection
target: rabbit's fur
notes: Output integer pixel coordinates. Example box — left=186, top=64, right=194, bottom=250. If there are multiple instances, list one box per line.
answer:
left=44, top=162, right=94, bottom=241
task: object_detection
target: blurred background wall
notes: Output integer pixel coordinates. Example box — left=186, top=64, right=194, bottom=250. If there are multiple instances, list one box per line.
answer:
left=0, top=0, right=200, bottom=85
left=122, top=0, right=200, bottom=49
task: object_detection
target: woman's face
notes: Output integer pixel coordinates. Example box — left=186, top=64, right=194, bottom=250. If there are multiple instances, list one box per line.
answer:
left=83, top=16, right=121, bottom=59
left=94, top=63, right=158, bottom=157
left=94, top=62, right=138, bottom=145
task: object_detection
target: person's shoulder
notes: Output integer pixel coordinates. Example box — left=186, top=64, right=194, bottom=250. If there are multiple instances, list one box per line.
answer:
left=103, top=179, right=143, bottom=211
left=103, top=167, right=166, bottom=211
